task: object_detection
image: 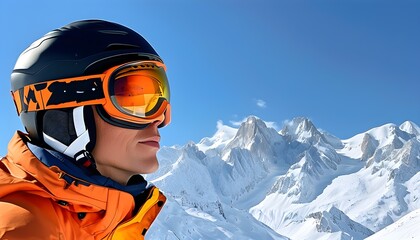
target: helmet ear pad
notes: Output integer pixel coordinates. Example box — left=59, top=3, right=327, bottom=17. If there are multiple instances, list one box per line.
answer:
left=43, top=109, right=77, bottom=146
left=20, top=111, right=47, bottom=148
left=42, top=106, right=96, bottom=159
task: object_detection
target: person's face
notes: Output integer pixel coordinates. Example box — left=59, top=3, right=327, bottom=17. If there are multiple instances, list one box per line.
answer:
left=91, top=107, right=161, bottom=185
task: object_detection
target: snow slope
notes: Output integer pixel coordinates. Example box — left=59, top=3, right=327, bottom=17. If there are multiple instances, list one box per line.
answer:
left=365, top=208, right=420, bottom=240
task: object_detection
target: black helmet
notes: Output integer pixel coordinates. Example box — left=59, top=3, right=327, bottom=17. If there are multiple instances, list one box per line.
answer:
left=11, top=19, right=164, bottom=162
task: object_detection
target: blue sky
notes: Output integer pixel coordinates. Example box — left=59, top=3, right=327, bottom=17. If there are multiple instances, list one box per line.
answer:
left=0, top=0, right=419, bottom=156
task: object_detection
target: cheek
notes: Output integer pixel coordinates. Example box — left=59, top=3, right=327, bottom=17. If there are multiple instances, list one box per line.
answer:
left=93, top=121, right=130, bottom=163
left=98, top=133, right=123, bottom=156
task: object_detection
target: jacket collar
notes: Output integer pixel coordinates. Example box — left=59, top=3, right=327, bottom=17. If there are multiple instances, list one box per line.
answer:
left=8, top=131, right=148, bottom=197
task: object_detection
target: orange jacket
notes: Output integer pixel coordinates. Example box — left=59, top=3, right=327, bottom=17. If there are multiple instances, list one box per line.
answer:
left=0, top=132, right=166, bottom=239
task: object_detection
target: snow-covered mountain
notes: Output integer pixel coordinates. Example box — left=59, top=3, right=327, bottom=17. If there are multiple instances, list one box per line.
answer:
left=365, top=208, right=420, bottom=240
left=146, top=116, right=420, bottom=239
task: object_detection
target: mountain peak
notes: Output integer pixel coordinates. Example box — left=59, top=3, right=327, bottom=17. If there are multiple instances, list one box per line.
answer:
left=222, top=115, right=285, bottom=168
left=400, top=121, right=420, bottom=136
left=282, top=117, right=314, bottom=132
left=242, top=115, right=266, bottom=128
left=197, top=120, right=237, bottom=153
left=227, top=115, right=279, bottom=149
left=280, top=117, right=325, bottom=144
left=362, top=123, right=415, bottom=151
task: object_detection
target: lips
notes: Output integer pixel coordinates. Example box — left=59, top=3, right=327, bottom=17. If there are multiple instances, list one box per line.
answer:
left=139, top=136, right=160, bottom=148
left=140, top=141, right=160, bottom=148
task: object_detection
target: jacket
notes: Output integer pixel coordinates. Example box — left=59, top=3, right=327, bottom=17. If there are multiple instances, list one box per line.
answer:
left=0, top=131, right=166, bottom=239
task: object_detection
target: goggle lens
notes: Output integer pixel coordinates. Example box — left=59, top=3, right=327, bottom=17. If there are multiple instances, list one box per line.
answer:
left=110, top=62, right=170, bottom=120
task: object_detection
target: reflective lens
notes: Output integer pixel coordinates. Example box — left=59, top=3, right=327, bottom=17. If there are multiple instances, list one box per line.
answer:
left=110, top=62, right=170, bottom=119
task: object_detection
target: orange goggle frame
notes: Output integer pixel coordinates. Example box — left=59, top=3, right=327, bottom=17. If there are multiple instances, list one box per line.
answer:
left=12, top=60, right=171, bottom=128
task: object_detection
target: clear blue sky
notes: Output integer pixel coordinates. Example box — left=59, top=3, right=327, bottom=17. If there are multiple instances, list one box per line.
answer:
left=1, top=0, right=419, bottom=156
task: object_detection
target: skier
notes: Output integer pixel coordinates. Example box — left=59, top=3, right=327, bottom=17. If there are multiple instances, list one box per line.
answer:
left=0, top=20, right=170, bottom=239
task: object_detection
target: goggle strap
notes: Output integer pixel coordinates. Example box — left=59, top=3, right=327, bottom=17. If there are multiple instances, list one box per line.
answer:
left=12, top=76, right=106, bottom=114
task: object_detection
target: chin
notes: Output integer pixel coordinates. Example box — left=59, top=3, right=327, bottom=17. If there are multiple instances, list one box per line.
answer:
left=138, top=160, right=159, bottom=174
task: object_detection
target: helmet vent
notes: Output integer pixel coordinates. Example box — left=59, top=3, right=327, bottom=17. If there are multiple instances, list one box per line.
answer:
left=98, top=30, right=128, bottom=35
left=106, top=43, right=141, bottom=51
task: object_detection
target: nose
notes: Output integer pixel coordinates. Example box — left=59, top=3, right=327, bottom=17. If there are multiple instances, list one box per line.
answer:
left=148, top=112, right=166, bottom=128
left=149, top=120, right=162, bottom=128
left=147, top=115, right=165, bottom=129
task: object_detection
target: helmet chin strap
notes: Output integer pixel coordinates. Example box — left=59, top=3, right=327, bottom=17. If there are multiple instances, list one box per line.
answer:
left=42, top=106, right=97, bottom=169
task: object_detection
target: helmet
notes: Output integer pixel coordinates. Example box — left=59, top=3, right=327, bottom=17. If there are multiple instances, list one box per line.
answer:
left=11, top=19, right=169, bottom=163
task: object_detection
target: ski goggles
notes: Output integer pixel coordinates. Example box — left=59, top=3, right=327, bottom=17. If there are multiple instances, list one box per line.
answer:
left=12, top=60, right=171, bottom=128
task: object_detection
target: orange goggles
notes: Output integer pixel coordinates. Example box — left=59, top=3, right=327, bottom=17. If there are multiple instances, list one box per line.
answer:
left=12, top=60, right=171, bottom=128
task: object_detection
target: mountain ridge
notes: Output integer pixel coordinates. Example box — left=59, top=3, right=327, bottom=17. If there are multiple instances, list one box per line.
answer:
left=146, top=116, right=420, bottom=239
